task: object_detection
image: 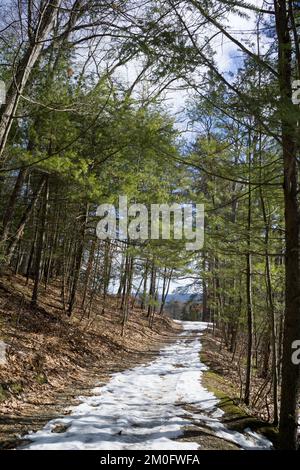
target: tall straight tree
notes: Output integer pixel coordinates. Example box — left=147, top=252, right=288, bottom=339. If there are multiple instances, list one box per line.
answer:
left=274, top=0, right=300, bottom=449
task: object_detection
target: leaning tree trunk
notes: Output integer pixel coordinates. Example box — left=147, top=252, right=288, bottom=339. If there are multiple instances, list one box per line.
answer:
left=1, top=168, right=29, bottom=245
left=0, top=0, right=62, bottom=163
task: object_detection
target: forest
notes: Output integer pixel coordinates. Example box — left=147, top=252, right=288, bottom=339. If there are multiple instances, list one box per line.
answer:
left=0, top=0, right=299, bottom=454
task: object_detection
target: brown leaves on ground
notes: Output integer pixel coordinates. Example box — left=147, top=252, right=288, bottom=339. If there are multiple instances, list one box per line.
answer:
left=0, top=272, right=180, bottom=448
left=201, top=329, right=275, bottom=423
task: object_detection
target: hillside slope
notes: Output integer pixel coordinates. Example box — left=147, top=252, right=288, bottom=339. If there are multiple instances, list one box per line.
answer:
left=0, top=272, right=179, bottom=448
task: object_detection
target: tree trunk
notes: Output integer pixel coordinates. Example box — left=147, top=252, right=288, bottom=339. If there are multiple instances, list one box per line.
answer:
left=140, top=260, right=149, bottom=310
left=0, top=1, right=62, bottom=162
left=260, top=185, right=279, bottom=425
left=101, top=240, right=112, bottom=314
left=67, top=203, right=89, bottom=316
left=121, top=256, right=133, bottom=336
left=31, top=177, right=49, bottom=306
left=274, top=0, right=300, bottom=449
left=1, top=168, right=29, bottom=245
left=244, top=138, right=253, bottom=406
left=6, top=175, right=46, bottom=263
left=81, top=238, right=96, bottom=310
left=159, top=268, right=172, bottom=315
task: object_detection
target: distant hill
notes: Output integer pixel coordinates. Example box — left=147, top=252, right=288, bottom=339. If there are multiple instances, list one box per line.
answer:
left=164, top=293, right=202, bottom=304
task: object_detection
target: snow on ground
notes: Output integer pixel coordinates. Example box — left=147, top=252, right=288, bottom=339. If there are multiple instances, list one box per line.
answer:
left=21, top=322, right=272, bottom=450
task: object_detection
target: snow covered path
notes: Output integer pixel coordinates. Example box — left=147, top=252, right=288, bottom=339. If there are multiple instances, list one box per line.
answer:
left=22, top=322, right=272, bottom=450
